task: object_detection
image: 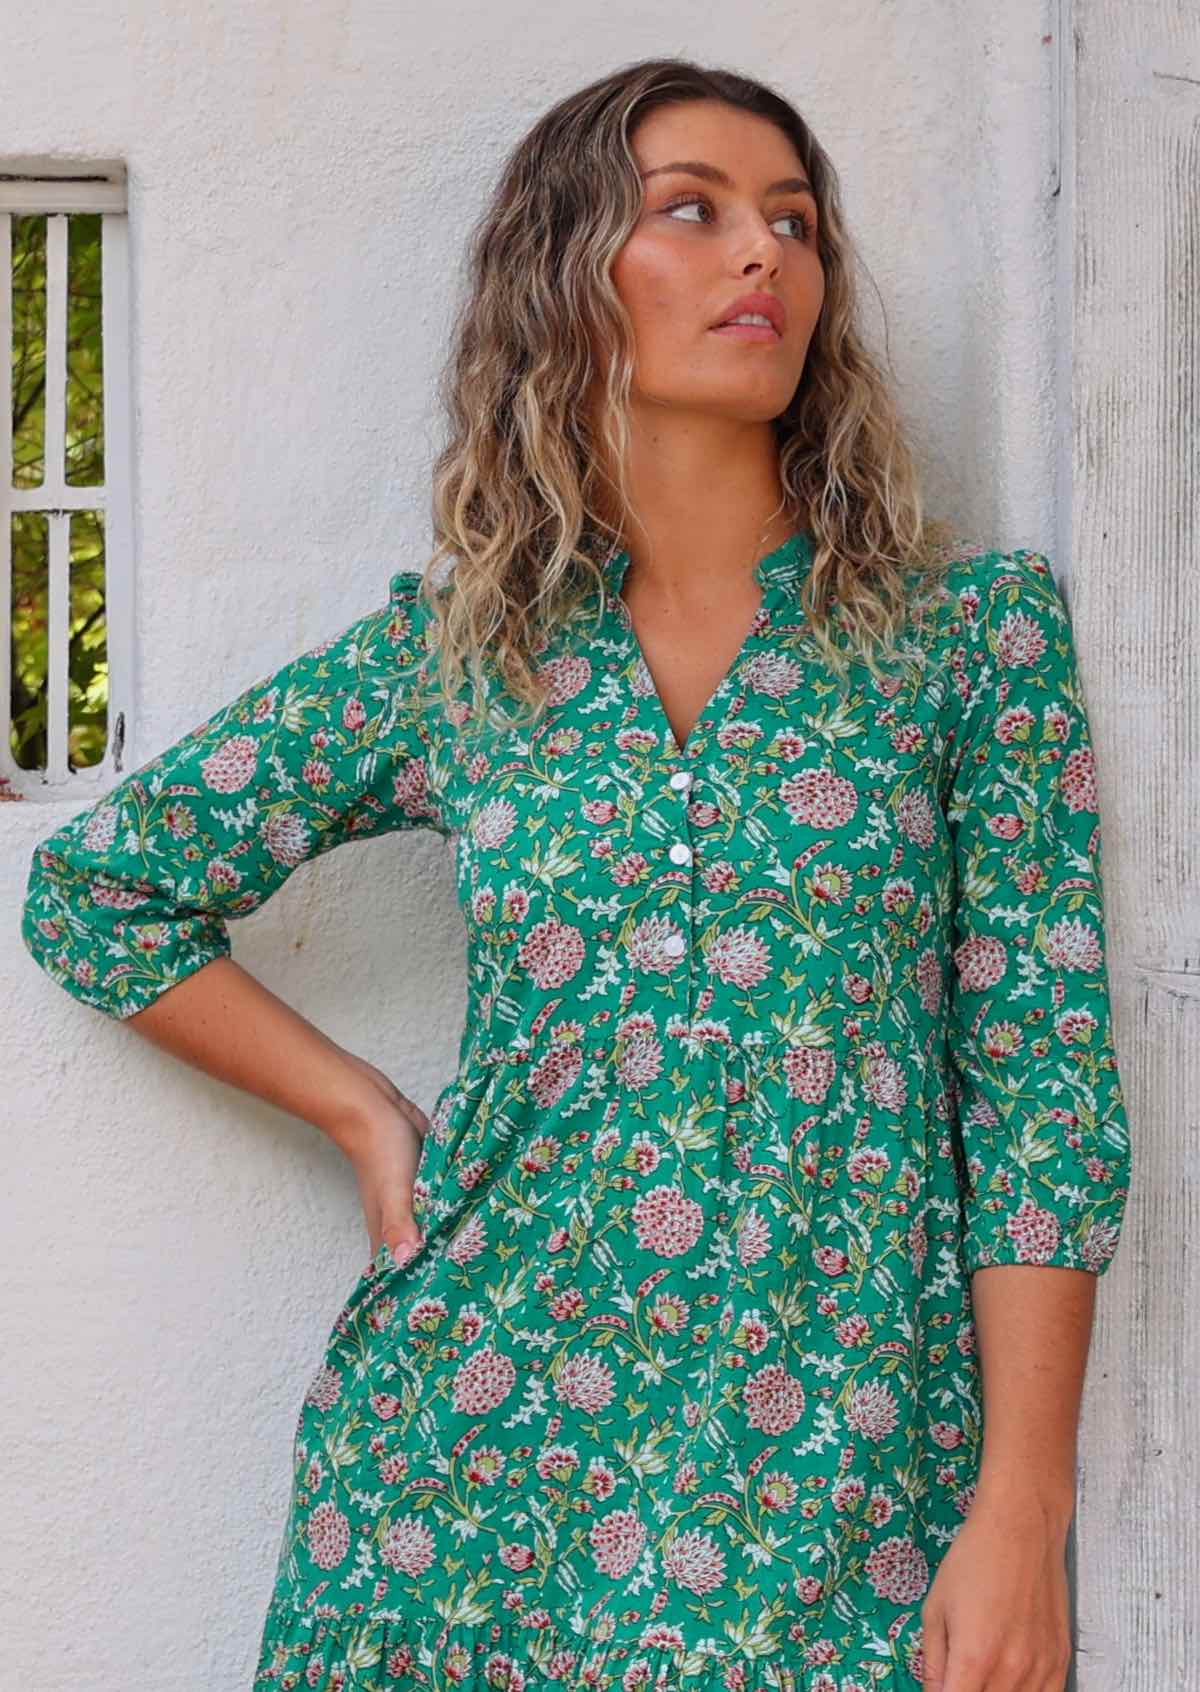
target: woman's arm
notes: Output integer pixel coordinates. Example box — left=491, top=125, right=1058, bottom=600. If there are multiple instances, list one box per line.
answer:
left=969, top=1262, right=1095, bottom=1527
left=20, top=572, right=444, bottom=1249
left=122, top=953, right=419, bottom=1159
left=941, top=549, right=1131, bottom=1278
left=124, top=954, right=431, bottom=1257
left=922, top=549, right=1133, bottom=1691
left=21, top=569, right=444, bottom=1020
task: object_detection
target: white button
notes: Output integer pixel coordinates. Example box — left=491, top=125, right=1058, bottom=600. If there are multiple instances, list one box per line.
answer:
left=668, top=841, right=693, bottom=866
left=663, top=933, right=686, bottom=957
left=669, top=769, right=693, bottom=791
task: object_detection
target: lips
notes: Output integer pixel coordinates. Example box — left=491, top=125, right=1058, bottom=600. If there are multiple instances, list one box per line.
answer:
left=710, top=292, right=786, bottom=335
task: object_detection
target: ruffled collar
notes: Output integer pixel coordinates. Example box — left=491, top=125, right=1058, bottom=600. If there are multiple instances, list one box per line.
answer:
left=598, top=528, right=815, bottom=600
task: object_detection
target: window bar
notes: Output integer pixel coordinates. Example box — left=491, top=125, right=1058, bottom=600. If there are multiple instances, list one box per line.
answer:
left=43, top=211, right=70, bottom=785
left=0, top=209, right=14, bottom=796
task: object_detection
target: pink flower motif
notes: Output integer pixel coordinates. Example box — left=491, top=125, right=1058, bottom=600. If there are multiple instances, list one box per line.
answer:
left=588, top=1506, right=646, bottom=1578
left=701, top=859, right=739, bottom=893
left=90, top=881, right=150, bottom=911
left=380, top=1514, right=437, bottom=1577
left=306, top=1500, right=350, bottom=1570
left=832, top=1475, right=866, bottom=1512
left=554, top=1352, right=616, bottom=1414
left=201, top=733, right=258, bottom=793
left=1081, top=1217, right=1122, bottom=1272
left=862, top=1045, right=908, bottom=1113
left=737, top=1207, right=772, bottom=1266
left=161, top=801, right=197, bottom=840
left=1004, top=1196, right=1063, bottom=1264
left=627, top=914, right=688, bottom=976
left=631, top=1185, right=705, bottom=1258
left=529, top=1038, right=584, bottom=1108
left=1043, top=917, right=1102, bottom=973
left=705, top=924, right=772, bottom=990
left=451, top=1345, right=517, bottom=1415
left=954, top=931, right=1008, bottom=993
left=1057, top=1007, right=1098, bottom=1044
left=987, top=812, right=1025, bottom=840
left=662, top=1529, right=727, bottom=1595
left=206, top=858, right=241, bottom=893
left=517, top=918, right=587, bottom=989
left=471, top=795, right=519, bottom=850
left=882, top=878, right=916, bottom=914
left=847, top=1145, right=891, bottom=1184
left=782, top=1044, right=837, bottom=1103
left=779, top=766, right=859, bottom=829
left=394, top=756, right=441, bottom=824
left=540, top=653, right=593, bottom=705
left=446, top=1210, right=488, bottom=1266
left=865, top=1487, right=895, bottom=1526
left=995, top=704, right=1036, bottom=744
left=304, top=1363, right=343, bottom=1413
left=263, top=808, right=312, bottom=867
left=82, top=803, right=119, bottom=852
left=535, top=1444, right=578, bottom=1483
left=995, top=608, right=1048, bottom=668
left=835, top=1314, right=870, bottom=1348
left=897, top=788, right=936, bottom=848
left=863, top=1533, right=930, bottom=1603
left=615, top=1021, right=665, bottom=1089
left=743, top=1362, right=806, bottom=1434
left=915, top=949, right=943, bottom=1013
left=648, top=1293, right=689, bottom=1335
left=582, top=797, right=619, bottom=824
left=981, top=1019, right=1023, bottom=1060
left=745, top=650, right=804, bottom=700
left=846, top=1379, right=900, bottom=1442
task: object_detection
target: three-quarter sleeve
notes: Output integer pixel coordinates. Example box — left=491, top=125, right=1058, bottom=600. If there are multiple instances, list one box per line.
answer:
left=942, top=549, right=1132, bottom=1275
left=20, top=569, right=447, bottom=1021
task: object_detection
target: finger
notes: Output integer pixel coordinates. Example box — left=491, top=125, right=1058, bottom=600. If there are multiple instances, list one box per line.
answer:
left=397, top=1096, right=432, bottom=1137
left=940, top=1640, right=989, bottom=1692
left=379, top=1199, right=425, bottom=1262
left=921, top=1605, right=948, bottom=1691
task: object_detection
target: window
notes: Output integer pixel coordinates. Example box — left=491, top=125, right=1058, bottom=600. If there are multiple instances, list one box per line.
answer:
left=1, top=158, right=131, bottom=800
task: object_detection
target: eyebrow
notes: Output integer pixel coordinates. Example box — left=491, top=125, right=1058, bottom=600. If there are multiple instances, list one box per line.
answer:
left=639, top=160, right=816, bottom=198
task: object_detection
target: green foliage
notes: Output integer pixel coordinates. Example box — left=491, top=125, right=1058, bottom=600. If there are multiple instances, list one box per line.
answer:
left=10, top=211, right=108, bottom=772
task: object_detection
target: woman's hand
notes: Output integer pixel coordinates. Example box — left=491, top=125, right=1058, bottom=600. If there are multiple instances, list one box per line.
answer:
left=920, top=1493, right=1073, bottom=1691
left=337, top=1053, right=431, bottom=1262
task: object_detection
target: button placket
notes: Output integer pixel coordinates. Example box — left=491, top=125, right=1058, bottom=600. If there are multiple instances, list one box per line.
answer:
left=664, top=761, right=697, bottom=1009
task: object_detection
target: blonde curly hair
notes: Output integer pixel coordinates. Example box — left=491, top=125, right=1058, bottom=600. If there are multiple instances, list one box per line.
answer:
left=410, top=56, right=961, bottom=733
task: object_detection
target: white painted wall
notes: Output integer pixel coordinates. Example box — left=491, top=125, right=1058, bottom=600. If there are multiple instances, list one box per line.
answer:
left=4, top=4, right=1149, bottom=1689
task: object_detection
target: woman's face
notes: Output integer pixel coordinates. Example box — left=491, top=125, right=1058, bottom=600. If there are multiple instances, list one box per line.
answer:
left=610, top=99, right=825, bottom=427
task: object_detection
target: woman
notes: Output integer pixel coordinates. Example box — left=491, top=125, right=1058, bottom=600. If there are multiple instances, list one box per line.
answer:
left=21, top=57, right=1130, bottom=1692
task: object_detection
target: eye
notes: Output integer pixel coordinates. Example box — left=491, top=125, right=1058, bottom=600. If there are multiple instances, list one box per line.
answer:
left=662, top=193, right=816, bottom=242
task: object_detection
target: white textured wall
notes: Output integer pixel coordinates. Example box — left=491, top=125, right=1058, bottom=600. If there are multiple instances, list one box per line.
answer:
left=1066, top=3, right=1199, bottom=1689
left=2, top=5, right=1066, bottom=1688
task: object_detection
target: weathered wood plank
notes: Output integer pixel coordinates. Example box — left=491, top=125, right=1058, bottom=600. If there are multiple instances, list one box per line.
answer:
left=1070, top=1, right=1200, bottom=1685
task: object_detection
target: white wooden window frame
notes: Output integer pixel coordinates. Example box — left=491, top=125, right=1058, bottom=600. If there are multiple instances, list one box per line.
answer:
left=0, top=157, right=132, bottom=798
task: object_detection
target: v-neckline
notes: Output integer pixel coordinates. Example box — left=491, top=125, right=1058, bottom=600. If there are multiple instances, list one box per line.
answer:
left=603, top=529, right=814, bottom=761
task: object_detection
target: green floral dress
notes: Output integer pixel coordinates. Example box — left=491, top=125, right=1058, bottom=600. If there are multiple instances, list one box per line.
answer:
left=21, top=532, right=1131, bottom=1692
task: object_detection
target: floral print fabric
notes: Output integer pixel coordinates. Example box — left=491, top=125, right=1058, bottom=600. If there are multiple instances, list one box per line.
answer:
left=21, top=533, right=1131, bottom=1690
